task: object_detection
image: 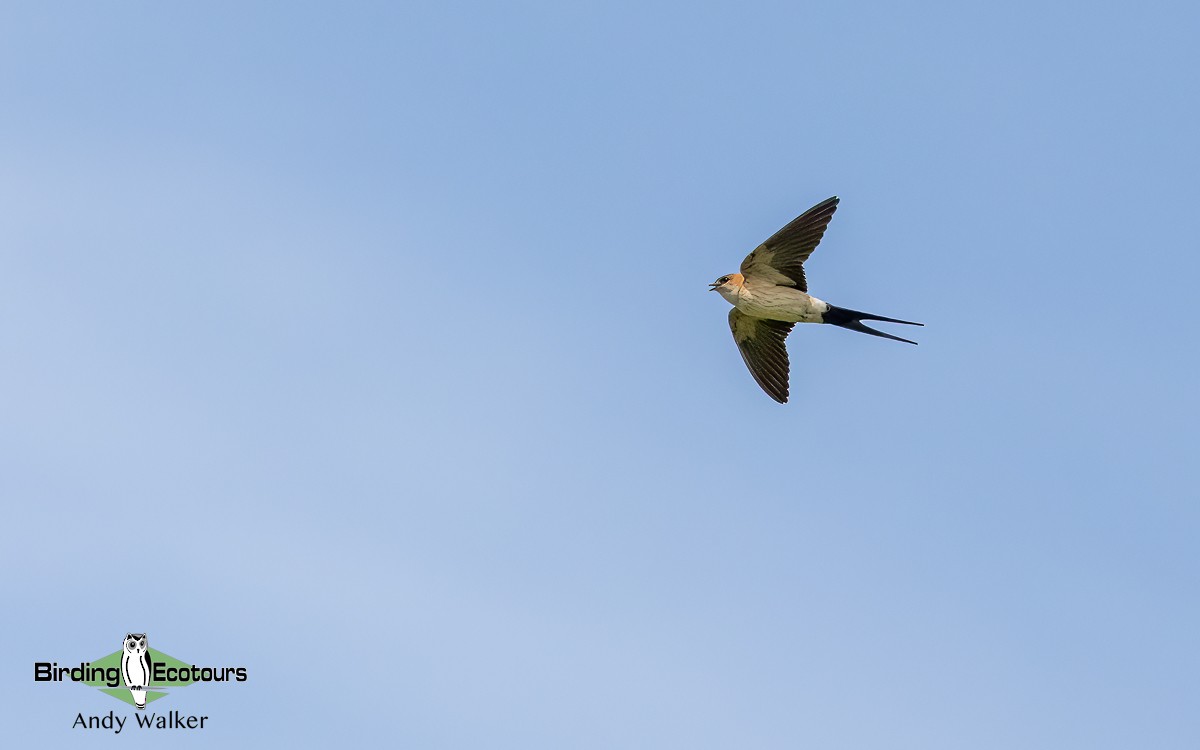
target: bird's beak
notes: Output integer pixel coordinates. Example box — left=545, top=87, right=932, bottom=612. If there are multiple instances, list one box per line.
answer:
left=708, top=283, right=720, bottom=291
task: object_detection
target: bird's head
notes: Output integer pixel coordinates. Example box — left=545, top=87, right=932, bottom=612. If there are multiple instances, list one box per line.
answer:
left=708, top=273, right=744, bottom=301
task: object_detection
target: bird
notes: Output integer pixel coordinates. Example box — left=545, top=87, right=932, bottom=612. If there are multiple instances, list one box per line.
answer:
left=710, top=196, right=922, bottom=403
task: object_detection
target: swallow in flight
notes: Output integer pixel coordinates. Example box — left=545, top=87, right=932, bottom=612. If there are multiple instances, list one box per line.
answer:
left=710, top=196, right=922, bottom=403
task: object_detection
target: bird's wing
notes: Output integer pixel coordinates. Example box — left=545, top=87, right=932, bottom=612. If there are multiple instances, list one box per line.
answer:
left=729, top=308, right=795, bottom=403
left=739, top=196, right=839, bottom=292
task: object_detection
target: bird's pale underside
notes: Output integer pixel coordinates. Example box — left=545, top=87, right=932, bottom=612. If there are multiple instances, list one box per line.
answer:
left=710, top=196, right=923, bottom=403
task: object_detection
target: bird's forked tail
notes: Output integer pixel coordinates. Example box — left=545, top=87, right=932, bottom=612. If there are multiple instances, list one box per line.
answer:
left=822, top=304, right=923, bottom=345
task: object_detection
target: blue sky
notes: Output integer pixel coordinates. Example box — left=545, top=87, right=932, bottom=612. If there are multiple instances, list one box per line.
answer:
left=2, top=1, right=1197, bottom=747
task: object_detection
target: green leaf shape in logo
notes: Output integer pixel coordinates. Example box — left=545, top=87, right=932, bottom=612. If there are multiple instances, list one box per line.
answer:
left=84, top=648, right=196, bottom=706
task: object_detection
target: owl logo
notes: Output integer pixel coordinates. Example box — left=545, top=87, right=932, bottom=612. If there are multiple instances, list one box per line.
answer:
left=120, top=633, right=152, bottom=710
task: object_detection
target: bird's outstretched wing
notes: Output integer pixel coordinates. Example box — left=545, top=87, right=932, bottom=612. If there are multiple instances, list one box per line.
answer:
left=739, top=196, right=839, bottom=292
left=729, top=308, right=795, bottom=403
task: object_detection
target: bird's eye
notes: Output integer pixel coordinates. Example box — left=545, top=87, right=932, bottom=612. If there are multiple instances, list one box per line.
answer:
left=719, top=277, right=728, bottom=283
